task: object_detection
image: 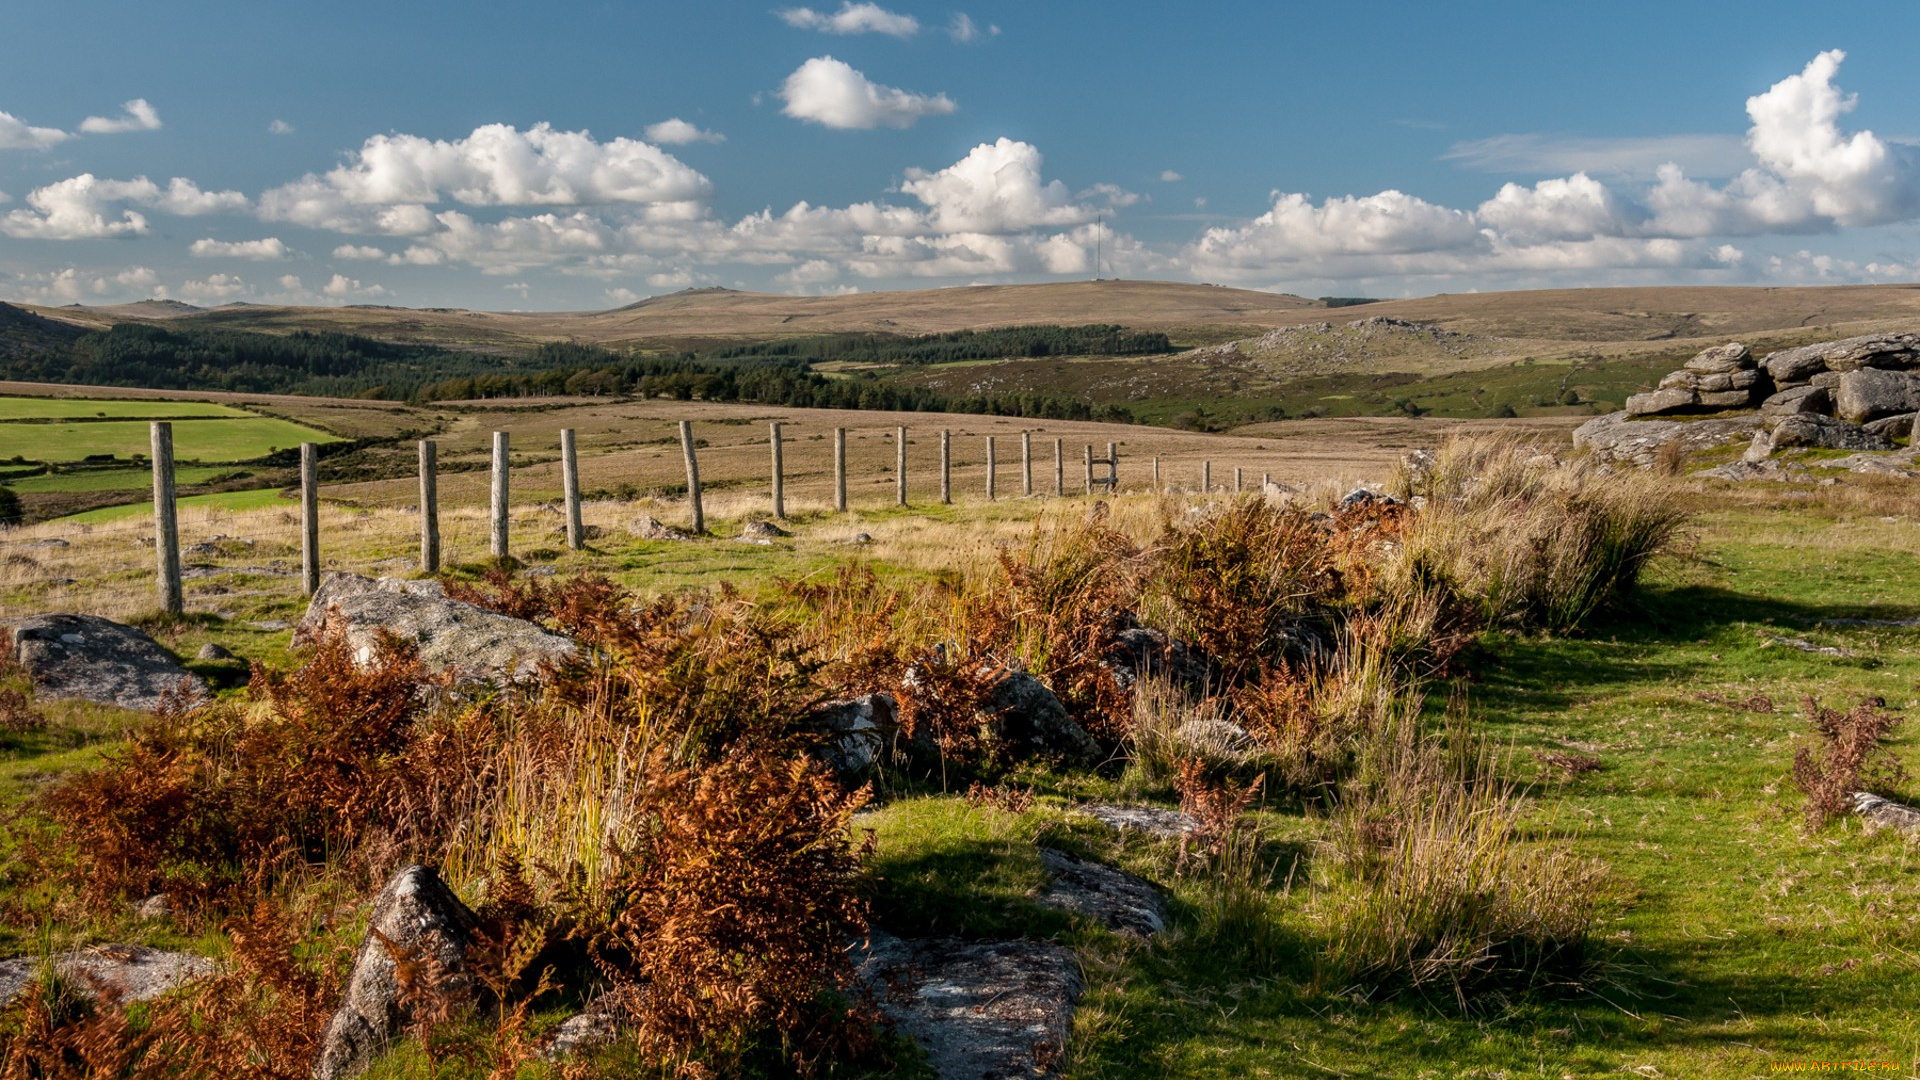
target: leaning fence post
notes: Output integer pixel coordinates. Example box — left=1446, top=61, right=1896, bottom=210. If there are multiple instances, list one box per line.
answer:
left=418, top=440, right=440, bottom=573
left=561, top=429, right=583, bottom=550
left=769, top=422, right=785, bottom=520
left=679, top=420, right=704, bottom=535
left=300, top=443, right=320, bottom=596
left=896, top=426, right=908, bottom=507
left=1053, top=438, right=1064, bottom=496
left=940, top=430, right=952, bottom=505
left=490, top=432, right=510, bottom=560
left=150, top=422, right=181, bottom=616
left=833, top=427, right=848, bottom=513
left=1021, top=432, right=1033, bottom=496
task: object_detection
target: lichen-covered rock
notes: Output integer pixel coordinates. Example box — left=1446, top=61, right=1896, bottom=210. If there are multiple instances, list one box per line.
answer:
left=1760, top=385, right=1831, bottom=420
left=1769, top=414, right=1896, bottom=451
left=1854, top=792, right=1920, bottom=833
left=1697, top=389, right=1758, bottom=410
left=297, top=573, right=577, bottom=684
left=1834, top=368, right=1919, bottom=424
left=313, top=866, right=481, bottom=1080
left=0, top=945, right=214, bottom=1008
left=854, top=931, right=1082, bottom=1080
left=1572, top=412, right=1765, bottom=467
left=630, top=515, right=690, bottom=541
left=1683, top=342, right=1753, bottom=374
left=986, top=671, right=1100, bottom=766
left=1037, top=848, right=1168, bottom=939
left=1101, top=622, right=1208, bottom=694
left=811, top=692, right=895, bottom=779
left=1074, top=803, right=1197, bottom=838
left=1863, top=413, right=1917, bottom=441
left=1624, top=388, right=1696, bottom=416
left=7, top=613, right=209, bottom=712
left=1764, top=333, right=1920, bottom=385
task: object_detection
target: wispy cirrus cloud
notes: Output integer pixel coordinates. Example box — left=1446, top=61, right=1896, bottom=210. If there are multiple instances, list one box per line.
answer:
left=777, top=3, right=918, bottom=38
left=1442, top=132, right=1750, bottom=180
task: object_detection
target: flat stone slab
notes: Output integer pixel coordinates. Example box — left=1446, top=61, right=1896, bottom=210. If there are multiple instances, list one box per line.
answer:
left=1037, top=848, right=1167, bottom=939
left=297, top=573, right=577, bottom=683
left=7, top=613, right=209, bottom=712
left=0, top=945, right=215, bottom=1007
left=1855, top=792, right=1920, bottom=833
left=1073, top=803, right=1196, bottom=839
left=856, top=931, right=1082, bottom=1079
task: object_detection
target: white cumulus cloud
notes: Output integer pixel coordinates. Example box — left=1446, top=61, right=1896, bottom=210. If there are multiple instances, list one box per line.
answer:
left=258, top=122, right=711, bottom=235
left=900, top=138, right=1095, bottom=232
left=0, top=110, right=71, bottom=150
left=78, top=99, right=162, bottom=135
left=322, top=273, right=389, bottom=300
left=778, top=3, right=919, bottom=38
left=1, top=175, right=156, bottom=239
left=948, top=13, right=998, bottom=42
left=269, top=119, right=295, bottom=135
left=332, top=244, right=387, bottom=260
left=189, top=237, right=291, bottom=260
left=644, top=118, right=725, bottom=145
left=175, top=274, right=250, bottom=302
left=779, top=57, right=956, bottom=130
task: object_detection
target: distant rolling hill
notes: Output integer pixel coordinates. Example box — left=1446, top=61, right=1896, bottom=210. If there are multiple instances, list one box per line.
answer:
left=9, top=279, right=1920, bottom=427
left=0, top=302, right=88, bottom=363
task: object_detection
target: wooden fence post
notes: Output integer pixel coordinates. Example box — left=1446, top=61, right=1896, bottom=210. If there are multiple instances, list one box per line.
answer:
left=940, top=430, right=952, bottom=505
left=1202, top=460, right=1211, bottom=493
left=833, top=428, right=847, bottom=513
left=490, top=432, right=510, bottom=560
left=985, top=436, right=997, bottom=501
left=1053, top=439, right=1064, bottom=496
left=561, top=429, right=583, bottom=550
left=1021, top=432, right=1033, bottom=496
left=1083, top=445, right=1094, bottom=495
left=1152, top=455, right=1161, bottom=494
left=1107, top=442, right=1118, bottom=494
left=1262, top=472, right=1270, bottom=490
left=300, top=442, right=320, bottom=596
left=896, top=426, right=907, bottom=506
left=679, top=420, right=704, bottom=535
left=150, top=422, right=181, bottom=617
left=418, top=440, right=440, bottom=573
left=1234, top=467, right=1243, bottom=494
left=769, top=422, right=785, bottom=520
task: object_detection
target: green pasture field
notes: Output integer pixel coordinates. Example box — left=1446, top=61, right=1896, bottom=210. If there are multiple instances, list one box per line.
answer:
left=0, top=396, right=250, bottom=421
left=0, top=417, right=339, bottom=463
left=3, top=465, right=236, bottom=493
left=56, top=486, right=291, bottom=523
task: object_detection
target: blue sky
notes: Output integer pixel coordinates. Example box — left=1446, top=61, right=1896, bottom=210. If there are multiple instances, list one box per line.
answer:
left=3, top=0, right=1918, bottom=310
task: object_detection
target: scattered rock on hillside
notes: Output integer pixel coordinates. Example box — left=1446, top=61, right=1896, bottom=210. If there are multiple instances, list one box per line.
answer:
left=1101, top=621, right=1208, bottom=694
left=741, top=520, right=790, bottom=540
left=7, top=613, right=209, bottom=712
left=543, top=995, right=622, bottom=1061
left=1854, top=792, right=1920, bottom=834
left=1037, top=848, right=1168, bottom=939
left=1810, top=452, right=1920, bottom=477
left=1863, top=413, right=1918, bottom=440
left=984, top=671, right=1100, bottom=766
left=195, top=642, right=234, bottom=661
left=1768, top=414, right=1895, bottom=452
left=0, top=945, right=214, bottom=1008
left=630, top=515, right=690, bottom=541
left=855, top=931, right=1082, bottom=1080
left=313, top=865, right=481, bottom=1080
left=297, top=573, right=577, bottom=684
left=1698, top=459, right=1791, bottom=482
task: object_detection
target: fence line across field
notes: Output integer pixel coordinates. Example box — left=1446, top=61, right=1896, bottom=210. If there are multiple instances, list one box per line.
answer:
left=143, top=419, right=1283, bottom=613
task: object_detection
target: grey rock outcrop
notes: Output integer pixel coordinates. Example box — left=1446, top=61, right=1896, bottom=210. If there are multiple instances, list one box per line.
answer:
left=1572, top=412, right=1764, bottom=466
left=630, top=515, right=690, bottom=541
left=1769, top=414, right=1896, bottom=452
left=297, top=573, right=576, bottom=684
left=855, top=931, right=1082, bottom=1080
left=543, top=996, right=621, bottom=1061
left=1101, top=623, right=1208, bottom=694
left=1834, top=368, right=1919, bottom=424
left=740, top=520, right=790, bottom=540
left=313, top=866, right=481, bottom=1080
left=811, top=692, right=895, bottom=779
left=0, top=945, right=214, bottom=1008
left=1624, top=388, right=1698, bottom=417
left=1763, top=333, right=1920, bottom=386
left=1760, top=385, right=1831, bottom=420
left=7, top=614, right=209, bottom=712
left=1863, top=413, right=1917, bottom=440
left=985, top=671, right=1100, bottom=766
left=1037, top=848, right=1168, bottom=939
